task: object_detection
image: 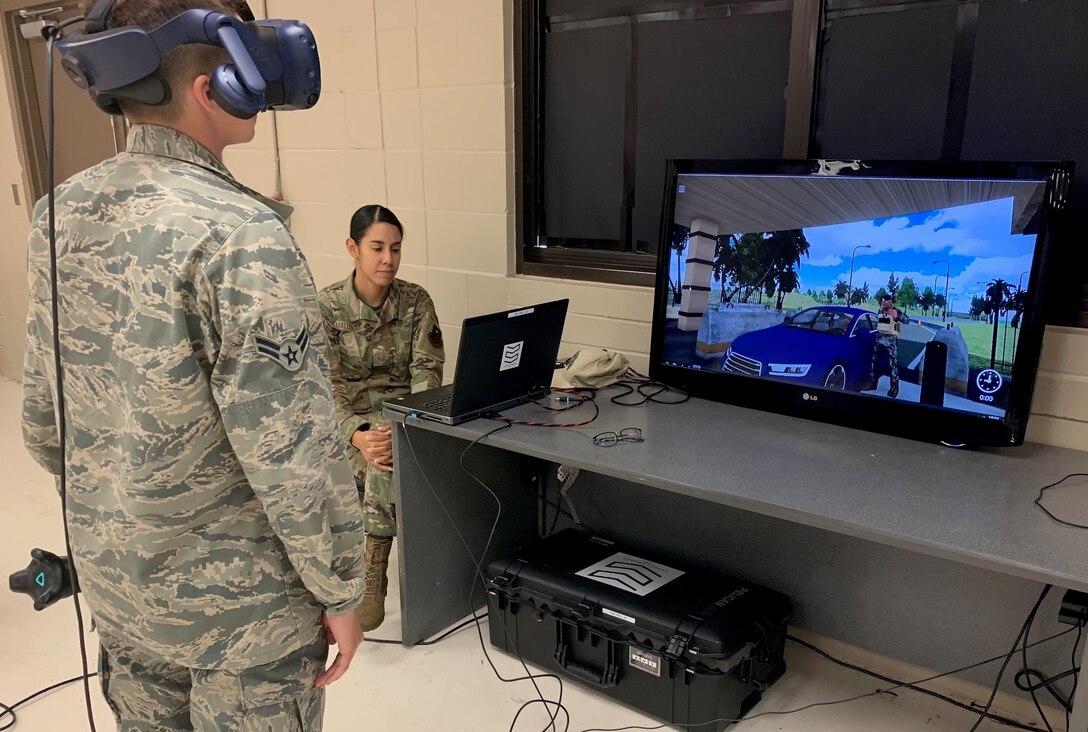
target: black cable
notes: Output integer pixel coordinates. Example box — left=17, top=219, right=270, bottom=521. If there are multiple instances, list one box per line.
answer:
left=547, top=487, right=565, bottom=537
left=1021, top=598, right=1056, bottom=732
left=476, top=410, right=587, bottom=529
left=453, top=425, right=570, bottom=732
left=43, top=27, right=97, bottom=732
left=493, top=391, right=601, bottom=429
left=1014, top=668, right=1074, bottom=711
left=1070, top=624, right=1082, bottom=730
left=528, top=477, right=581, bottom=529
left=1014, top=623, right=1086, bottom=729
left=402, top=422, right=570, bottom=732
left=577, top=690, right=901, bottom=732
left=362, top=613, right=488, bottom=646
left=608, top=380, right=689, bottom=407
left=488, top=452, right=579, bottom=528
left=788, top=632, right=1066, bottom=732
left=0, top=673, right=99, bottom=731
left=580, top=625, right=1080, bottom=732
left=486, top=387, right=609, bottom=532
left=1034, top=473, right=1088, bottom=529
left=969, top=585, right=1052, bottom=732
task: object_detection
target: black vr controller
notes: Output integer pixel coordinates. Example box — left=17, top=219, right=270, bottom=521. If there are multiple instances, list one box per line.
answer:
left=9, top=548, right=77, bottom=611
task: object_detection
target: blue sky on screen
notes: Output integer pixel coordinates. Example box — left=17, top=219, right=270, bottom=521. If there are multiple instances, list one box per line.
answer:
left=801, top=197, right=1036, bottom=302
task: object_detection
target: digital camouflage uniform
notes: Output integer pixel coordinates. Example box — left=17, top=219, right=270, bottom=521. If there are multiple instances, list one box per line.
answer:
left=319, top=277, right=444, bottom=537
left=22, top=125, right=366, bottom=731
left=98, top=634, right=328, bottom=730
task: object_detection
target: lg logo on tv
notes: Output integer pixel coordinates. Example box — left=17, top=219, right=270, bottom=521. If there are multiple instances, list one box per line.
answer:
left=802, top=393, right=819, bottom=403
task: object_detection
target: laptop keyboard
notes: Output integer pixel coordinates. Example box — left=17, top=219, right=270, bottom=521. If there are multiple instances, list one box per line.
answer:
left=423, top=395, right=453, bottom=413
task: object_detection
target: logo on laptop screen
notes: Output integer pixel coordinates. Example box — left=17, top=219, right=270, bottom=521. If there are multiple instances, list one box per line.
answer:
left=500, top=342, right=525, bottom=371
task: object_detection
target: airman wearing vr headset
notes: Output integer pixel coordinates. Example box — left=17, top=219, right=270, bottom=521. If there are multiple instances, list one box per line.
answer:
left=20, top=1, right=366, bottom=729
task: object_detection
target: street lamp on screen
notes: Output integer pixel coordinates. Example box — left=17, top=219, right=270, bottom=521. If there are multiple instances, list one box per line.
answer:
left=933, top=259, right=950, bottom=318
left=849, top=245, right=871, bottom=296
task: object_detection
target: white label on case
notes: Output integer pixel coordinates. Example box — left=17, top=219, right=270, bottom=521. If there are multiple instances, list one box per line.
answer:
left=601, top=607, right=635, bottom=624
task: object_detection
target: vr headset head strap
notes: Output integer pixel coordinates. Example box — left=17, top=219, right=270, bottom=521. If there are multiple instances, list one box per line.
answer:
left=84, top=0, right=116, bottom=34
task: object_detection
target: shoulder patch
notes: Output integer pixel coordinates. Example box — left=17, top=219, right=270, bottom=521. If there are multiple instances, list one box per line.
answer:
left=429, top=324, right=443, bottom=348
left=255, top=327, right=310, bottom=372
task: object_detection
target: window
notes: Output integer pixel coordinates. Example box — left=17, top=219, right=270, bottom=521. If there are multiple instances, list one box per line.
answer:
left=516, top=0, right=818, bottom=285
left=785, top=308, right=820, bottom=327
left=853, top=314, right=877, bottom=335
left=516, top=0, right=1088, bottom=326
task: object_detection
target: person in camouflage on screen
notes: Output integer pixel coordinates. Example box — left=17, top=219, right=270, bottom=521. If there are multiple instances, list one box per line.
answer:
left=862, top=294, right=911, bottom=398
left=319, top=205, right=445, bottom=631
left=21, top=2, right=365, bottom=729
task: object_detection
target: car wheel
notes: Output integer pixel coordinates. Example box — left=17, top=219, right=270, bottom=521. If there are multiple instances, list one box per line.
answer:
left=824, top=364, right=847, bottom=390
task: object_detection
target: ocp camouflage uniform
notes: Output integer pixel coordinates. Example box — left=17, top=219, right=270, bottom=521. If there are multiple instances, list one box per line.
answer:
left=22, top=125, right=365, bottom=730
left=318, top=277, right=444, bottom=537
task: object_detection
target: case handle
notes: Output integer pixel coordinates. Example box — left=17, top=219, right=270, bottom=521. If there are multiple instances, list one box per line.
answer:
left=553, top=622, right=620, bottom=688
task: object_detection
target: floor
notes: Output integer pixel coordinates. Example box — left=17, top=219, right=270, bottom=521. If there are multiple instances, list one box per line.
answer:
left=0, top=377, right=1050, bottom=731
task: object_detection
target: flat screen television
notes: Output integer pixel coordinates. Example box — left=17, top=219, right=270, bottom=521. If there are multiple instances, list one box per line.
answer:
left=649, top=159, right=1072, bottom=447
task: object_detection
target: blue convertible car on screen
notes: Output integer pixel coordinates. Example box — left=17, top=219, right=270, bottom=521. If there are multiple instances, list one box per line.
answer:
left=721, top=306, right=881, bottom=391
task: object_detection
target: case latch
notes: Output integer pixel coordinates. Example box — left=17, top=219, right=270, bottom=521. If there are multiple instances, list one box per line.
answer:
left=664, top=615, right=702, bottom=659
left=488, top=574, right=511, bottom=594
left=665, top=634, right=688, bottom=658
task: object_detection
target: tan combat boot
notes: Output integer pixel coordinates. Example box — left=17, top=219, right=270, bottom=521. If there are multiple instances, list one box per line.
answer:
left=355, top=535, right=393, bottom=631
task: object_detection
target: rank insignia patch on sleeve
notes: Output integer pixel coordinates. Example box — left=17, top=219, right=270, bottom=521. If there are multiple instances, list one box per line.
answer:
left=255, top=327, right=310, bottom=372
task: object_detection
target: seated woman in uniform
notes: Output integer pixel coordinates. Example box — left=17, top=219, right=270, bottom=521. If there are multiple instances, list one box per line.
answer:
left=319, top=205, right=445, bottom=631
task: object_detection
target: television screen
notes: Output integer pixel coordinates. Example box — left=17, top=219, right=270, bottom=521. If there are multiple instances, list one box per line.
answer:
left=650, top=159, right=1072, bottom=447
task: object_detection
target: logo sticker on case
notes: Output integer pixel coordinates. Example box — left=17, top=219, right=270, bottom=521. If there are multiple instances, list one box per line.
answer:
left=576, top=553, right=684, bottom=596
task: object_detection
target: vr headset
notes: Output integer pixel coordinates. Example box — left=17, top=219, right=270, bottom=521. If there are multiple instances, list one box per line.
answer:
left=55, top=0, right=320, bottom=119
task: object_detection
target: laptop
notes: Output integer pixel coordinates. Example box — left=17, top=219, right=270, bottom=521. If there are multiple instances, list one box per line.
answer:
left=384, top=299, right=569, bottom=425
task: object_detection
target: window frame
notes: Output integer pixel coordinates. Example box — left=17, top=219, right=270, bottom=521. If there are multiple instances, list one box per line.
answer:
left=514, top=0, right=823, bottom=287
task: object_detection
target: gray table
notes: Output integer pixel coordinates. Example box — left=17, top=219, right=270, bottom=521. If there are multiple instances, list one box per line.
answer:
left=387, top=394, right=1088, bottom=727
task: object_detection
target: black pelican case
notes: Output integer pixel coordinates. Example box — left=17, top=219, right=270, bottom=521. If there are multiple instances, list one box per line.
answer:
left=485, top=530, right=792, bottom=731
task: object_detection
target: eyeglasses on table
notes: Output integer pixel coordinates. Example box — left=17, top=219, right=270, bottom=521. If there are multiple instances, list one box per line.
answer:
left=593, top=427, right=644, bottom=447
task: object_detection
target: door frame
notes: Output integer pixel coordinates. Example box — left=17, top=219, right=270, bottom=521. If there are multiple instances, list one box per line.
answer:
left=0, top=0, right=125, bottom=205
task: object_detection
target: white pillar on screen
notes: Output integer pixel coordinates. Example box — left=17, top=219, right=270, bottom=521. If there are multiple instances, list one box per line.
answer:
left=677, top=218, right=719, bottom=332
